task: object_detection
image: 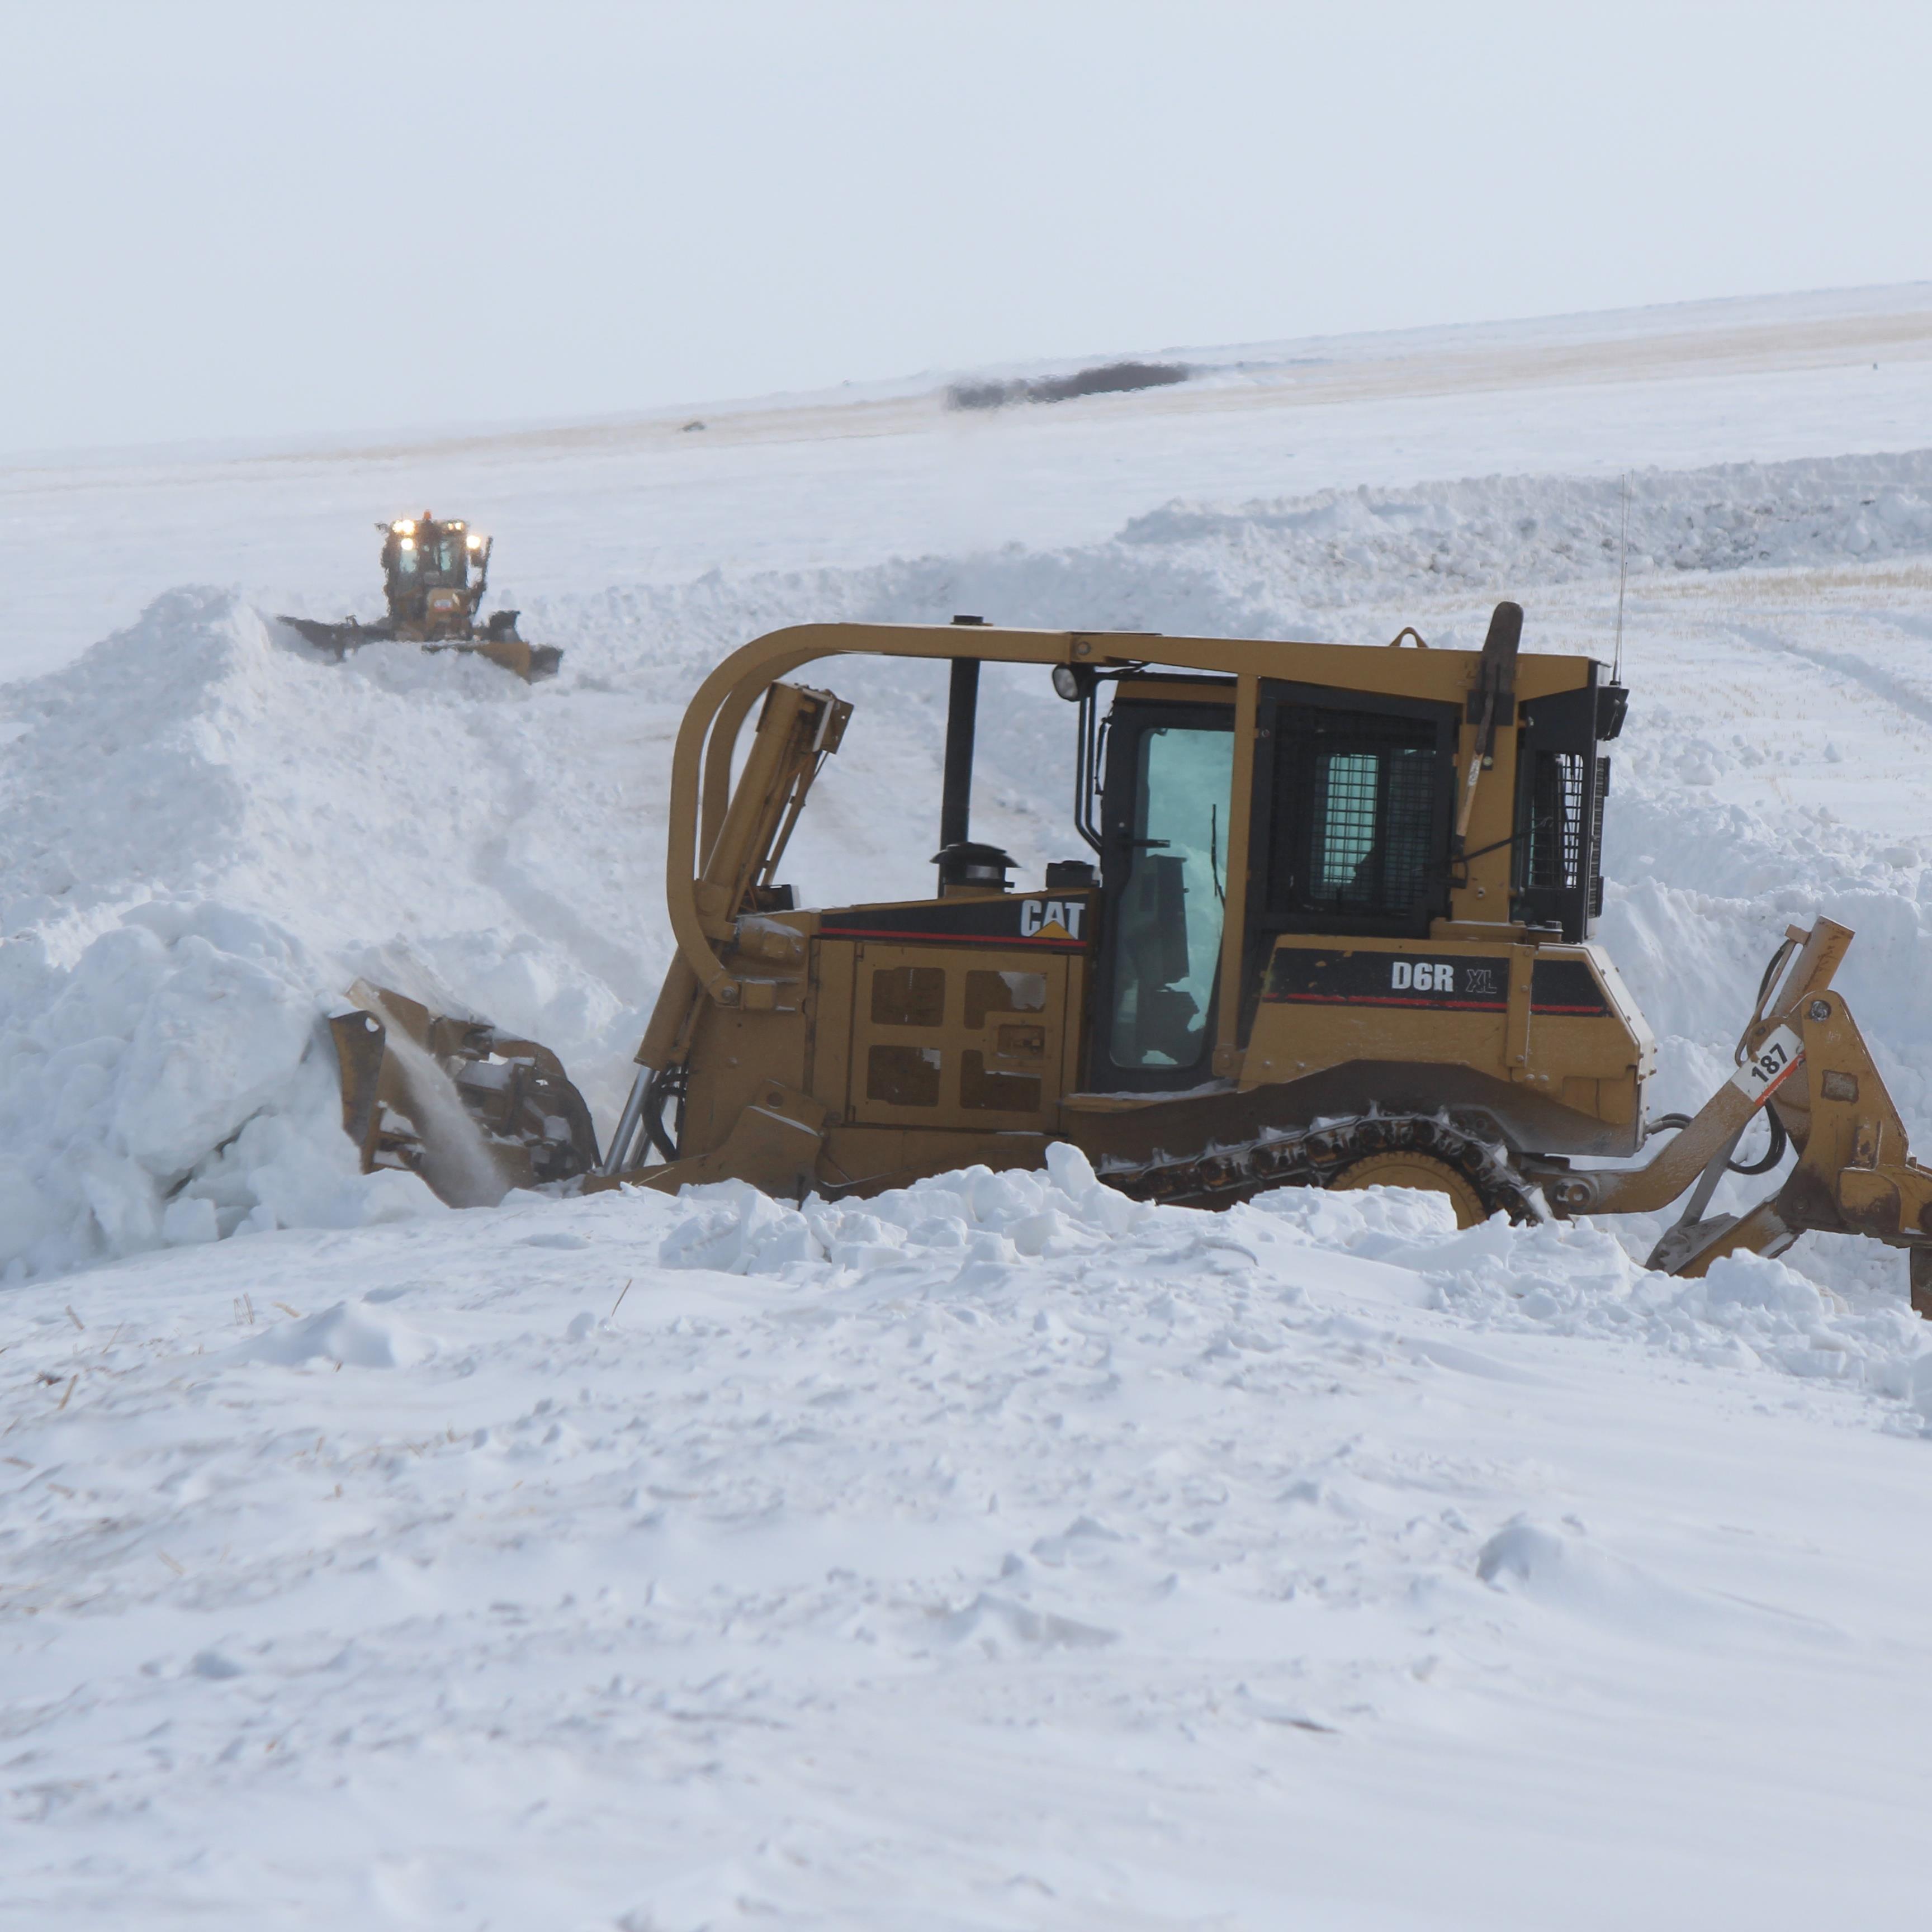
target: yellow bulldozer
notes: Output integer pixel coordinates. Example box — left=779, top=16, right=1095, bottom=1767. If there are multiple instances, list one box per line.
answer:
left=330, top=608, right=1932, bottom=1310
left=282, top=513, right=562, bottom=681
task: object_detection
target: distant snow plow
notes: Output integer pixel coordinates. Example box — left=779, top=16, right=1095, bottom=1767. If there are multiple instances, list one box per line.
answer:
left=282, top=513, right=562, bottom=681
left=329, top=612, right=1932, bottom=1313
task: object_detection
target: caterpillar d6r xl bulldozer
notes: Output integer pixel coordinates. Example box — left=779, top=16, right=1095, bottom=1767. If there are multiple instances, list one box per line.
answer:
left=332, top=608, right=1932, bottom=1310
left=282, top=514, right=562, bottom=681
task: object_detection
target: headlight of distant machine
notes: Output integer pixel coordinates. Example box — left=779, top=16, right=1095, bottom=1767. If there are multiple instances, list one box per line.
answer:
left=1052, top=663, right=1093, bottom=702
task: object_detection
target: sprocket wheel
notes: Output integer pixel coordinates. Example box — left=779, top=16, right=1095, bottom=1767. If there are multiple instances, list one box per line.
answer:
left=1329, top=1150, right=1487, bottom=1227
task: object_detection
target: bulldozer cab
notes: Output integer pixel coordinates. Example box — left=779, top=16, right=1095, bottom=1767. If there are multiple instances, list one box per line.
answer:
left=1091, top=651, right=1614, bottom=1095
left=378, top=513, right=490, bottom=636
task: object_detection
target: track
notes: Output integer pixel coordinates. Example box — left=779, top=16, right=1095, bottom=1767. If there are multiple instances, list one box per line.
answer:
left=1102, top=1109, right=1549, bottom=1223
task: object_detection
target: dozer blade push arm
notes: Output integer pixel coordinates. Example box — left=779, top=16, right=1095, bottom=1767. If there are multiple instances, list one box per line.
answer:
left=1541, top=918, right=1851, bottom=1221
left=601, top=680, right=850, bottom=1176
left=1641, top=983, right=1932, bottom=1284
left=1536, top=917, right=1932, bottom=1291
left=643, top=678, right=849, bottom=1044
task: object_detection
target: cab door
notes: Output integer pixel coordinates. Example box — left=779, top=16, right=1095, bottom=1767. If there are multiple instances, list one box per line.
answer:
left=1090, top=690, right=1236, bottom=1092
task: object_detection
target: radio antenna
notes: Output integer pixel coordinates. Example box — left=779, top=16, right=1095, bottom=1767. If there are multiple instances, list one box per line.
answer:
left=1612, top=472, right=1629, bottom=685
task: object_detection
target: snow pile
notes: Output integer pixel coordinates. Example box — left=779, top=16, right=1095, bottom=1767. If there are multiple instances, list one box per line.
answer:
left=0, top=589, right=659, bottom=1278
left=659, top=1141, right=1152, bottom=1277
left=525, top=448, right=1932, bottom=683
left=236, top=1296, right=435, bottom=1368
left=1116, top=449, right=1932, bottom=607
left=660, top=1155, right=1932, bottom=1413
left=1275, top=1190, right=1929, bottom=1397
left=0, top=901, right=433, bottom=1282
left=0, top=588, right=638, bottom=1053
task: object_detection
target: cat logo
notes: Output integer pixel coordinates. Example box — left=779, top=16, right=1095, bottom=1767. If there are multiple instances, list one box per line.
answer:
left=1019, top=898, right=1086, bottom=942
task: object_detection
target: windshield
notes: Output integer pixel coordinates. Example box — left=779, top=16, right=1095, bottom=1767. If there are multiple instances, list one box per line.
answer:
left=390, top=531, right=467, bottom=584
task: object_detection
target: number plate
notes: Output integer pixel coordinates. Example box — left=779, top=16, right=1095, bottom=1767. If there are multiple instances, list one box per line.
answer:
left=1730, top=1024, right=1805, bottom=1106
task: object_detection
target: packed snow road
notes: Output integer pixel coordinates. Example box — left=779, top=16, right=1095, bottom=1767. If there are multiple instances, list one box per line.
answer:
left=6, top=1160, right=1932, bottom=1928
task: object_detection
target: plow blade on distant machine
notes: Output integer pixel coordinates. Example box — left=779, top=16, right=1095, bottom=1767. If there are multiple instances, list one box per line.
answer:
left=281, top=615, right=564, bottom=683
left=328, top=981, right=598, bottom=1207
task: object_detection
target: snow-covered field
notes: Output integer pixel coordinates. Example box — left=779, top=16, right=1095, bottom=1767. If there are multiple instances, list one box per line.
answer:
left=8, top=288, right=1932, bottom=1925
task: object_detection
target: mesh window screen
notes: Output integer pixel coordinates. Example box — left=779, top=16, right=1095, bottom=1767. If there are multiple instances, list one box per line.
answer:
left=959, top=1051, right=1041, bottom=1113
left=1524, top=750, right=1585, bottom=890
left=1589, top=756, right=1610, bottom=916
left=1276, top=709, right=1442, bottom=920
left=1512, top=684, right=1608, bottom=944
left=866, top=1044, right=940, bottom=1107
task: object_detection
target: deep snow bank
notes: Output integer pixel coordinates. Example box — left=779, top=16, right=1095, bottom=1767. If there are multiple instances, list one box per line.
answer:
left=0, top=900, right=439, bottom=1280
left=524, top=448, right=1932, bottom=681
left=662, top=1149, right=1932, bottom=1409
left=1119, top=449, right=1932, bottom=608
left=0, top=590, right=636, bottom=1280
left=0, top=590, right=633, bottom=1049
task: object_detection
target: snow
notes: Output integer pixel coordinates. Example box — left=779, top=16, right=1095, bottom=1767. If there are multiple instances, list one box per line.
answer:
left=12, top=286, right=1932, bottom=1920
left=0, top=901, right=420, bottom=1281
left=7, top=1168, right=1932, bottom=1926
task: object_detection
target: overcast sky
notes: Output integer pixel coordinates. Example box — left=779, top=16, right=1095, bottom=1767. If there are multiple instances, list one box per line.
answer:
left=3, top=1, right=1929, bottom=456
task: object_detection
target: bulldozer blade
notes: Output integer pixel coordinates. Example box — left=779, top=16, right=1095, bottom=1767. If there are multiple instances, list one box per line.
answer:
left=1911, top=1249, right=1932, bottom=1319
left=328, top=982, right=599, bottom=1208
left=1646, top=1197, right=1800, bottom=1277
